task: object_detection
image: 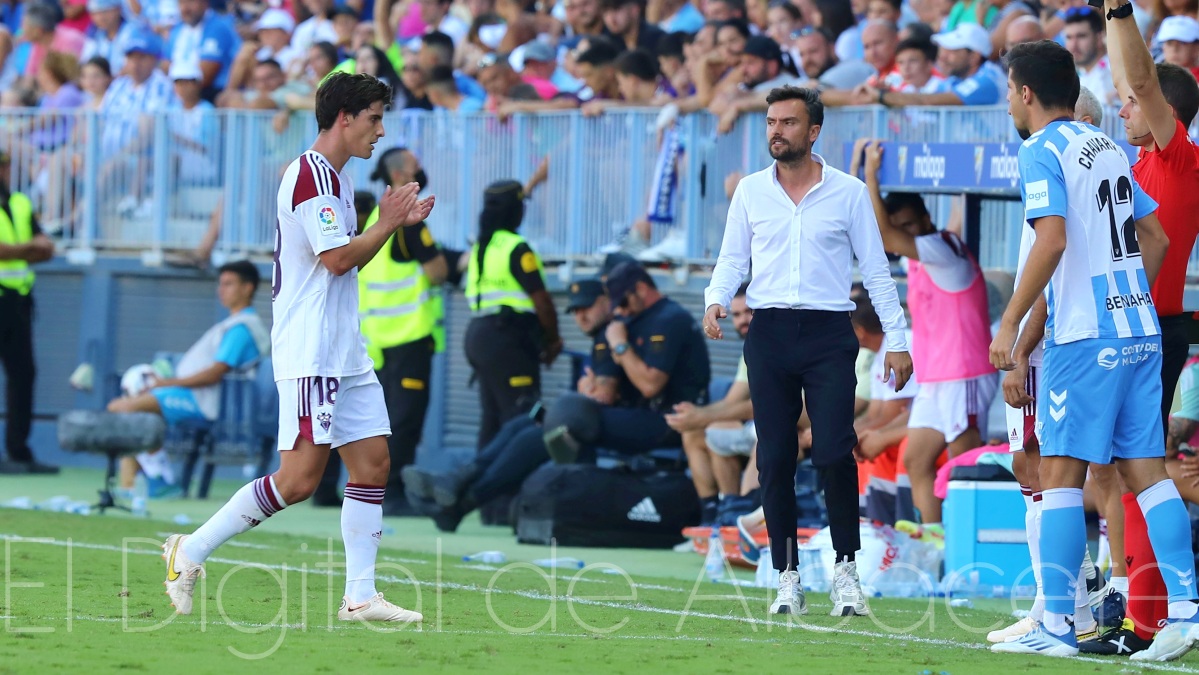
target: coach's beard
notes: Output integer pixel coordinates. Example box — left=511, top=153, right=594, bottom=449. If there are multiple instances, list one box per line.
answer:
left=769, top=140, right=808, bottom=164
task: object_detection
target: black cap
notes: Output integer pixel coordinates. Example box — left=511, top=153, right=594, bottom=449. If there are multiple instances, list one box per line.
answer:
left=599, top=252, right=637, bottom=279
left=565, top=279, right=605, bottom=312
left=743, top=35, right=782, bottom=65
left=605, top=261, right=652, bottom=303
left=483, top=179, right=525, bottom=209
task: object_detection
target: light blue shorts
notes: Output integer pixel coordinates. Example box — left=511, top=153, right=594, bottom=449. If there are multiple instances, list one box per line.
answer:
left=152, top=386, right=208, bottom=426
left=1038, top=336, right=1164, bottom=464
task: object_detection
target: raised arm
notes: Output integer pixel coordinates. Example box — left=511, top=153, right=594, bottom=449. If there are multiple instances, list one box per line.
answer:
left=1106, top=0, right=1177, bottom=149
left=863, top=140, right=920, bottom=259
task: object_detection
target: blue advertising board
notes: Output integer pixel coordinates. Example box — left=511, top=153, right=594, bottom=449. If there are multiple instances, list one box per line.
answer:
left=845, top=141, right=1139, bottom=196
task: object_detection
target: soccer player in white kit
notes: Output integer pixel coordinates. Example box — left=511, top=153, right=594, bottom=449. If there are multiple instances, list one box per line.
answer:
left=161, top=72, right=435, bottom=622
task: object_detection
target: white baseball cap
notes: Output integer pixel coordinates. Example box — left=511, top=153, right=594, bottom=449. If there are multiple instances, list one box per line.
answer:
left=169, top=59, right=202, bottom=81
left=1159, top=15, right=1199, bottom=44
left=932, top=23, right=992, bottom=58
left=255, top=8, right=296, bottom=34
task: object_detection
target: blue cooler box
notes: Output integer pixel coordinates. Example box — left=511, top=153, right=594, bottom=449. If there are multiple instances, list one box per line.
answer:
left=944, top=479, right=1033, bottom=592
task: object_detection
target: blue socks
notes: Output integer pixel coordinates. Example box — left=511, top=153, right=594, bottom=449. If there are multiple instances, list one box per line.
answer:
left=1040, top=488, right=1085, bottom=635
left=1138, top=479, right=1199, bottom=617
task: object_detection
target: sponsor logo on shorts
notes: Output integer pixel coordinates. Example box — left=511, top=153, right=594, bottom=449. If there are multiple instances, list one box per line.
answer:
left=1097, top=348, right=1118, bottom=371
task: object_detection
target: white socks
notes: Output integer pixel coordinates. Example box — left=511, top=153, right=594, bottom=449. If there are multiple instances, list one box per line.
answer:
left=182, top=476, right=286, bottom=564
left=342, top=483, right=386, bottom=604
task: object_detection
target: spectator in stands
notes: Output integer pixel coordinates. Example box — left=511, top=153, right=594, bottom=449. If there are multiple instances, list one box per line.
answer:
left=665, top=282, right=754, bottom=525
left=855, top=22, right=1003, bottom=106
left=292, top=0, right=338, bottom=54
left=330, top=6, right=360, bottom=58
left=653, top=0, right=705, bottom=34
left=892, top=36, right=948, bottom=93
left=251, top=8, right=301, bottom=73
left=418, top=31, right=487, bottom=101
left=7, top=2, right=85, bottom=105
left=80, top=0, right=137, bottom=76
left=399, top=61, right=434, bottom=108
left=857, top=19, right=902, bottom=91
left=766, top=2, right=804, bottom=64
left=1157, top=15, right=1199, bottom=80
left=37, top=55, right=110, bottom=234
left=477, top=51, right=543, bottom=111
left=271, top=41, right=339, bottom=124
left=168, top=60, right=220, bottom=186
left=583, top=47, right=668, bottom=114
left=861, top=147, right=997, bottom=543
left=418, top=0, right=469, bottom=45
left=97, top=29, right=176, bottom=214
left=218, top=58, right=286, bottom=109
left=354, top=44, right=406, bottom=99
left=519, top=41, right=566, bottom=98
left=710, top=35, right=792, bottom=126
left=166, top=0, right=242, bottom=102
left=427, top=63, right=485, bottom=111
left=656, top=30, right=690, bottom=93
left=1065, top=6, right=1118, bottom=105
left=1003, top=14, right=1044, bottom=51
left=705, top=0, right=747, bottom=22
left=107, top=260, right=269, bottom=495
left=0, top=149, right=56, bottom=475
left=561, top=0, right=605, bottom=52
left=27, top=52, right=85, bottom=152
left=80, top=54, right=111, bottom=106
left=792, top=25, right=875, bottom=88
left=456, top=13, right=504, bottom=76
left=603, top=0, right=665, bottom=52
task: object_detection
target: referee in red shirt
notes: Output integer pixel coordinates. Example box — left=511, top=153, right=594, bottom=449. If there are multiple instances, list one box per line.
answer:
left=1083, top=0, right=1199, bottom=656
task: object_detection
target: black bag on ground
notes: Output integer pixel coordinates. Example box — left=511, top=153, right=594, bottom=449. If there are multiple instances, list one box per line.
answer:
left=515, top=463, right=701, bottom=548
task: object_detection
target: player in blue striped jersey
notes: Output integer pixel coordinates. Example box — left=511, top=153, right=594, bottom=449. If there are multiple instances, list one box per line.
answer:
left=990, top=40, right=1199, bottom=661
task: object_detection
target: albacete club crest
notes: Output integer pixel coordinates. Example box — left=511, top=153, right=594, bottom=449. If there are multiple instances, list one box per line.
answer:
left=317, top=412, right=333, bottom=431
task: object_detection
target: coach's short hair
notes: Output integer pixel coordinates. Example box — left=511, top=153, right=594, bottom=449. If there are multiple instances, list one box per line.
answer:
left=314, top=72, right=393, bottom=131
left=1005, top=40, right=1079, bottom=113
left=765, top=86, right=823, bottom=127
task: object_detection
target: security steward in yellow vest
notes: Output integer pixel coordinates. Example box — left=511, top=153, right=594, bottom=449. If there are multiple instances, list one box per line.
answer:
left=0, top=150, right=57, bottom=474
left=464, top=180, right=562, bottom=450
left=348, top=147, right=452, bottom=515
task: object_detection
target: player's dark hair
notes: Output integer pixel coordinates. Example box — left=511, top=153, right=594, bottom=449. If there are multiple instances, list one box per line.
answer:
left=851, top=295, right=883, bottom=335
left=421, top=31, right=456, bottom=66
left=766, top=85, right=823, bottom=126
left=895, top=37, right=935, bottom=63
left=883, top=191, right=930, bottom=218
left=1157, top=62, right=1199, bottom=128
left=1004, top=40, right=1079, bottom=113
left=218, top=260, right=261, bottom=294
left=314, top=72, right=393, bottom=132
left=616, top=48, right=659, bottom=82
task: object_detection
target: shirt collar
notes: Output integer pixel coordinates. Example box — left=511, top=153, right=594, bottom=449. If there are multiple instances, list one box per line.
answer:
left=770, top=153, right=829, bottom=196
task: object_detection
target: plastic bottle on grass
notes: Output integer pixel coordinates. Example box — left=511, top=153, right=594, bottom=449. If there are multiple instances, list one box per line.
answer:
left=131, top=474, right=149, bottom=517
left=704, top=530, right=725, bottom=581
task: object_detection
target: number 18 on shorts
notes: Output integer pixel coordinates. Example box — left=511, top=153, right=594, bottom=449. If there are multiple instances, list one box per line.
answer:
left=277, top=372, right=392, bottom=450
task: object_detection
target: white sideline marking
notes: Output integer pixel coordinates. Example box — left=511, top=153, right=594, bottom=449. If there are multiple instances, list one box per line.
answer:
left=5, top=534, right=1199, bottom=672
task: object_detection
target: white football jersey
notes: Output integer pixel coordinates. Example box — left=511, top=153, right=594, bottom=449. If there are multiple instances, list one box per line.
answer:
left=271, top=150, right=372, bottom=380
left=1018, top=120, right=1160, bottom=347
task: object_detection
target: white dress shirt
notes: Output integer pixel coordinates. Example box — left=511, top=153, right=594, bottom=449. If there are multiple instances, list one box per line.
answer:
left=705, top=155, right=910, bottom=353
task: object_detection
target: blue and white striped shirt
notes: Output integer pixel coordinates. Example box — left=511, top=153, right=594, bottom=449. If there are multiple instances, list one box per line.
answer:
left=99, top=69, right=177, bottom=155
left=80, top=21, right=140, bottom=77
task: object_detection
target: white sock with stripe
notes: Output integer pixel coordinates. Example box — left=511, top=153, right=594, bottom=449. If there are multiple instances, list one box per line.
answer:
left=182, top=476, right=286, bottom=564
left=343, top=483, right=386, bottom=604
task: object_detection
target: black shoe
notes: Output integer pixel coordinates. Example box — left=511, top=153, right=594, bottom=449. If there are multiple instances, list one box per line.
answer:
left=432, top=505, right=467, bottom=533
left=1094, top=589, right=1127, bottom=629
left=401, top=465, right=435, bottom=501
left=431, top=463, right=477, bottom=509
left=382, top=497, right=421, bottom=517
left=1077, top=620, right=1152, bottom=656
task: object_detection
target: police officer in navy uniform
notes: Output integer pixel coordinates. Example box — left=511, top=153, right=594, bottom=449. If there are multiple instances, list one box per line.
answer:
left=0, top=149, right=57, bottom=474
left=463, top=180, right=562, bottom=450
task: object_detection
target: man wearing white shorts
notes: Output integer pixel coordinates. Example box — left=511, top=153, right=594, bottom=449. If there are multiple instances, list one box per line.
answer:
left=159, top=72, right=435, bottom=622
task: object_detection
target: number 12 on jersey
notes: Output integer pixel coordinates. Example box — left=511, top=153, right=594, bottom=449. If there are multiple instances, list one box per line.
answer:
left=1095, top=176, right=1141, bottom=262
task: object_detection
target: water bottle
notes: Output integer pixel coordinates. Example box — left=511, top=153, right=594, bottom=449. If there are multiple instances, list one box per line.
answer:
left=463, top=551, right=507, bottom=564
left=704, top=530, right=725, bottom=581
left=533, top=557, right=585, bottom=570
left=950, top=598, right=974, bottom=609
left=131, top=475, right=149, bottom=517
left=754, top=546, right=779, bottom=588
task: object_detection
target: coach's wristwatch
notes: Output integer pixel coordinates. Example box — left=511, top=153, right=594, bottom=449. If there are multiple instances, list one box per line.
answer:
left=612, top=342, right=630, bottom=356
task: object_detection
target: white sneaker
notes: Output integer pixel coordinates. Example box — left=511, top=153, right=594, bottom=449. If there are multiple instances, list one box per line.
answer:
left=987, top=616, right=1038, bottom=643
left=162, top=534, right=204, bottom=615
left=338, top=593, right=423, bottom=623
left=829, top=560, right=869, bottom=617
left=991, top=623, right=1078, bottom=657
left=769, top=570, right=807, bottom=615
left=1130, top=619, right=1199, bottom=662
left=636, top=228, right=687, bottom=263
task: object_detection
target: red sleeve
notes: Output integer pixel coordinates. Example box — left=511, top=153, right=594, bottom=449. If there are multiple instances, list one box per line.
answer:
left=1155, top=120, right=1199, bottom=174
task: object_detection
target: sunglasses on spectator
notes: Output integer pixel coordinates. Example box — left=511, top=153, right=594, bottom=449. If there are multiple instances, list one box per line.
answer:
left=790, top=26, right=819, bottom=41
left=1063, top=6, right=1094, bottom=18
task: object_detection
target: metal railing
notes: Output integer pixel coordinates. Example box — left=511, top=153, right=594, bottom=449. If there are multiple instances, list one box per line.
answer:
left=1, top=105, right=1190, bottom=272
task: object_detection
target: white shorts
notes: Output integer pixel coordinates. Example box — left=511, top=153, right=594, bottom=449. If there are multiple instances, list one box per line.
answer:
left=705, top=421, right=757, bottom=458
left=908, top=373, right=998, bottom=443
left=277, top=371, right=391, bottom=450
left=1004, top=365, right=1040, bottom=453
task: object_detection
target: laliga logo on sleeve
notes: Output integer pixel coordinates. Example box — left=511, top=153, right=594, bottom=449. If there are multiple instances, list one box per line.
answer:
left=318, top=206, right=338, bottom=235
